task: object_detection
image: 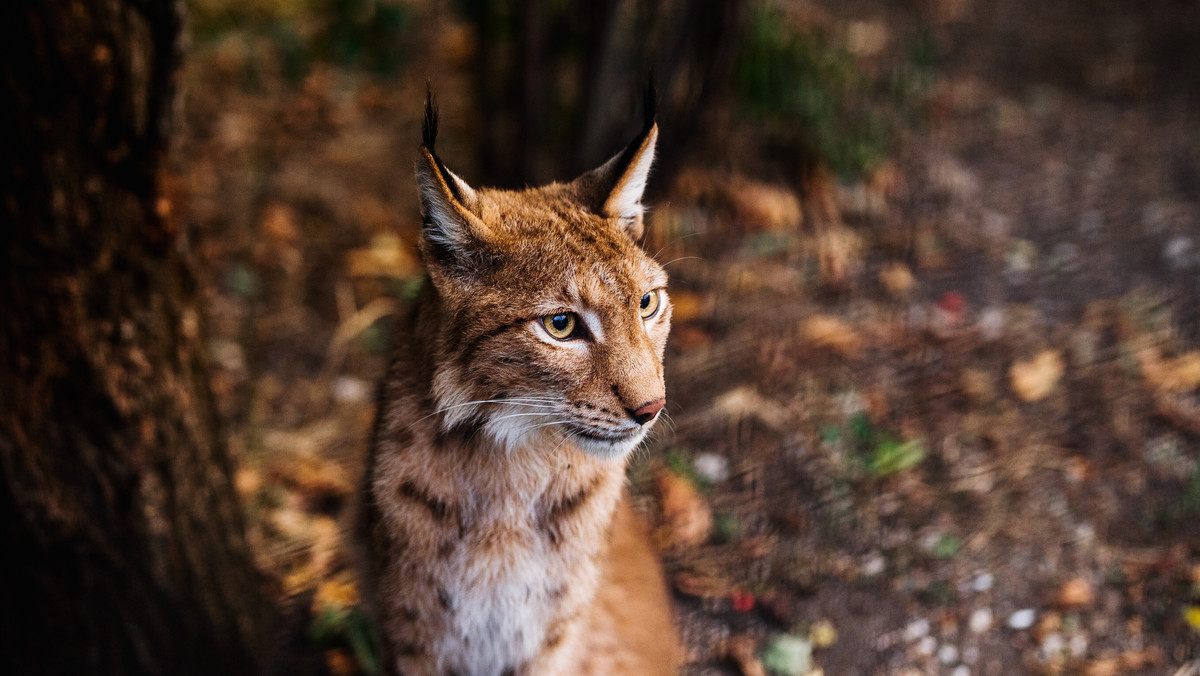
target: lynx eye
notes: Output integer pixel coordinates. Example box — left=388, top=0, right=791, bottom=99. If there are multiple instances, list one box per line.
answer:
left=639, top=290, right=661, bottom=319
left=542, top=313, right=578, bottom=340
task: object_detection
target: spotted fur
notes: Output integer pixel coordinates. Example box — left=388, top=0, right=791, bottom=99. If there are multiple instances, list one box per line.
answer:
left=358, top=87, right=679, bottom=676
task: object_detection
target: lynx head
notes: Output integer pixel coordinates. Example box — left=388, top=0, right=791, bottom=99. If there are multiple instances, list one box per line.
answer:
left=416, top=86, right=669, bottom=459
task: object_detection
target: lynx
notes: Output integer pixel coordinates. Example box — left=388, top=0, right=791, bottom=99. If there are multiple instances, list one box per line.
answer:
left=357, top=86, right=680, bottom=676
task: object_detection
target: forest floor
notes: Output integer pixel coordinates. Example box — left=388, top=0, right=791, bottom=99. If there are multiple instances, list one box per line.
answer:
left=180, top=1, right=1200, bottom=674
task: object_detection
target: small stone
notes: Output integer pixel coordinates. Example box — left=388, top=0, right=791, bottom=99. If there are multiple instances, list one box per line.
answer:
left=1049, top=242, right=1081, bottom=273
left=1008, top=609, right=1037, bottom=630
left=1040, top=633, right=1065, bottom=658
left=969, top=608, right=993, bottom=633
left=693, top=452, right=731, bottom=484
left=1164, top=235, right=1195, bottom=271
left=905, top=618, right=931, bottom=641
left=962, top=646, right=980, bottom=665
left=1069, top=633, right=1088, bottom=657
left=976, top=307, right=1006, bottom=342
left=332, top=376, right=369, bottom=403
left=938, top=644, right=960, bottom=665
left=970, top=572, right=995, bottom=593
left=916, top=636, right=937, bottom=656
left=951, top=666, right=971, bottom=676
left=862, top=553, right=886, bottom=577
left=1004, top=239, right=1038, bottom=283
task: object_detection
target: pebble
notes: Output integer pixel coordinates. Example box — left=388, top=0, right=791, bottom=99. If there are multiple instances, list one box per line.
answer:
left=1040, top=633, right=1065, bottom=658
left=938, top=644, right=960, bottom=665
left=1049, top=242, right=1081, bottom=273
left=862, top=552, right=886, bottom=577
left=1008, top=609, right=1037, bottom=630
left=1004, top=239, right=1038, bottom=284
left=1069, top=634, right=1088, bottom=657
left=962, top=646, right=980, bottom=665
left=969, top=608, right=993, bottom=633
left=333, top=376, right=369, bottom=403
left=976, top=308, right=1006, bottom=342
left=1164, top=235, right=1195, bottom=271
left=916, top=636, right=937, bottom=656
left=1079, top=209, right=1104, bottom=237
left=693, top=452, right=731, bottom=483
left=905, top=618, right=931, bottom=641
left=951, top=666, right=971, bottom=676
left=970, top=572, right=995, bottom=593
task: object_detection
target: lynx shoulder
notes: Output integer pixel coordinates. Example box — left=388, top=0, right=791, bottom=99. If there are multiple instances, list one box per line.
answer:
left=357, top=86, right=680, bottom=676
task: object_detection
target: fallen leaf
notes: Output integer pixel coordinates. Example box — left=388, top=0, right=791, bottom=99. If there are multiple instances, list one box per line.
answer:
left=1056, top=577, right=1094, bottom=607
left=800, top=315, right=863, bottom=358
left=713, top=386, right=791, bottom=429
left=1140, top=348, right=1200, bottom=393
left=261, top=203, right=298, bottom=243
left=727, top=635, right=767, bottom=676
left=672, top=569, right=731, bottom=599
left=1082, top=658, right=1120, bottom=676
left=325, top=649, right=358, bottom=676
left=731, top=589, right=756, bottom=613
left=815, top=226, right=863, bottom=288
left=878, top=261, right=915, bottom=298
left=1009, top=350, right=1064, bottom=401
left=656, top=470, right=712, bottom=548
left=761, top=635, right=812, bottom=676
left=1185, top=606, right=1200, bottom=633
left=314, top=574, right=360, bottom=612
left=345, top=232, right=420, bottom=279
left=809, top=620, right=837, bottom=648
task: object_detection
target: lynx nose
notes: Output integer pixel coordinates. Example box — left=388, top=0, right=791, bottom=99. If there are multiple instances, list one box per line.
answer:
left=628, top=399, right=665, bottom=426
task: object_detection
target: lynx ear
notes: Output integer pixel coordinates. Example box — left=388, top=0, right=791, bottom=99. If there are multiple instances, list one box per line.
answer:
left=572, top=82, right=658, bottom=240
left=417, top=89, right=491, bottom=275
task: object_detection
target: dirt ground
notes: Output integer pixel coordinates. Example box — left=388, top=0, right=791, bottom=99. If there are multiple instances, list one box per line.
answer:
left=180, top=1, right=1200, bottom=674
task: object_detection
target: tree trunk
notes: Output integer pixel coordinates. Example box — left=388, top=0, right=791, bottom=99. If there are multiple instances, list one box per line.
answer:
left=0, top=2, right=275, bottom=674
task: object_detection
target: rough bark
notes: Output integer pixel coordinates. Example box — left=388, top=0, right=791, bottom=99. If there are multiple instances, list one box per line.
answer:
left=0, top=1, right=274, bottom=674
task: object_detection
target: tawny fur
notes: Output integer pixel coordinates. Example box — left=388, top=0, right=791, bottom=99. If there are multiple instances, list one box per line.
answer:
left=358, top=91, right=679, bottom=676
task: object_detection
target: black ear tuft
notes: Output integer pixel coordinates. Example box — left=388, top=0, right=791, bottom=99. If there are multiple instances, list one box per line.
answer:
left=422, top=82, right=438, bottom=152
left=643, top=71, right=658, bottom=136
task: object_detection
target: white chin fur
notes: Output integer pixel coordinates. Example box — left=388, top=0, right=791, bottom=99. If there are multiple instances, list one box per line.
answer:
left=477, top=403, right=652, bottom=458
left=571, top=426, right=650, bottom=460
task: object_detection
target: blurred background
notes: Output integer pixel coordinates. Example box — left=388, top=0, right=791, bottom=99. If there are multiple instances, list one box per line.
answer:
left=179, top=0, right=1200, bottom=674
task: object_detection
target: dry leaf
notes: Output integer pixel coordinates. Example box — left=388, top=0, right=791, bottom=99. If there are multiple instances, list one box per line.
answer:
left=345, top=232, right=420, bottom=279
left=713, top=385, right=790, bottom=429
left=314, top=574, right=361, bottom=611
left=261, top=203, right=299, bottom=243
left=325, top=649, right=359, bottom=676
left=878, top=261, right=915, bottom=298
left=1139, top=348, right=1200, bottom=393
left=1056, top=577, right=1094, bottom=607
left=1083, top=658, right=1120, bottom=676
left=815, top=226, right=863, bottom=287
left=672, top=570, right=731, bottom=599
left=801, top=315, right=863, bottom=358
left=656, top=470, right=712, bottom=548
left=727, top=635, right=767, bottom=676
left=1009, top=350, right=1064, bottom=401
left=809, top=620, right=837, bottom=648
left=265, top=450, right=353, bottom=505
